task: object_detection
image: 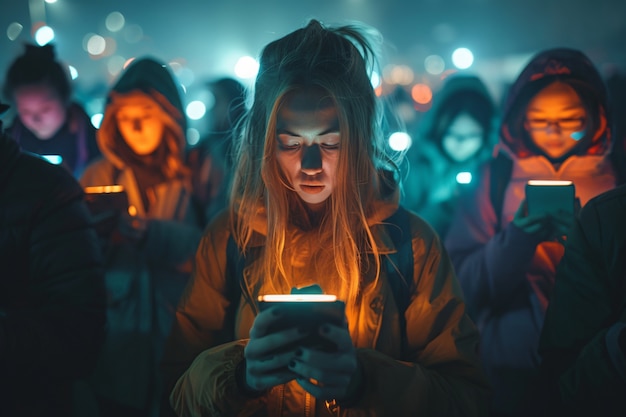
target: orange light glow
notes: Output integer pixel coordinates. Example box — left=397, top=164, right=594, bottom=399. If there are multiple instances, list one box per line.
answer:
left=84, top=185, right=125, bottom=194
left=411, top=83, right=433, bottom=104
left=527, top=180, right=573, bottom=186
left=258, top=294, right=337, bottom=302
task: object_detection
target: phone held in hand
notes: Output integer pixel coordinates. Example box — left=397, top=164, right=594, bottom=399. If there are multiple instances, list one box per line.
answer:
left=84, top=185, right=129, bottom=216
left=525, top=180, right=575, bottom=217
left=258, top=294, right=345, bottom=352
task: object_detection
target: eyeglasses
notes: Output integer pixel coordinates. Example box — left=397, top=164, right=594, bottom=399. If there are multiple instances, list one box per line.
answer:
left=525, top=117, right=586, bottom=131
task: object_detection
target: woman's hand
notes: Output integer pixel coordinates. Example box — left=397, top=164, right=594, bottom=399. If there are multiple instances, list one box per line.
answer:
left=287, top=321, right=359, bottom=401
left=243, top=306, right=309, bottom=392
left=512, top=200, right=575, bottom=242
left=512, top=199, right=552, bottom=237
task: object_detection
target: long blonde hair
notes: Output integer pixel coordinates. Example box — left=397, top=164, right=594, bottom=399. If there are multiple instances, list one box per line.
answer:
left=230, top=19, right=399, bottom=313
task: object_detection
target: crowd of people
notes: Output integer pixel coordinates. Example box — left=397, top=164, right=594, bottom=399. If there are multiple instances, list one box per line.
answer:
left=1, top=17, right=625, bottom=417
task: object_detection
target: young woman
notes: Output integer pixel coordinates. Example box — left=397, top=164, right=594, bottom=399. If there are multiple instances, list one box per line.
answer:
left=3, top=43, right=100, bottom=178
left=445, top=48, right=624, bottom=416
left=161, top=20, right=489, bottom=417
left=80, top=57, right=203, bottom=417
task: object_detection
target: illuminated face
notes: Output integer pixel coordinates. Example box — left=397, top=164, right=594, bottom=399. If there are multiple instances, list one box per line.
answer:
left=116, top=101, right=164, bottom=155
left=441, top=113, right=484, bottom=162
left=275, top=87, right=340, bottom=210
left=14, top=84, right=67, bottom=140
left=524, top=81, right=587, bottom=159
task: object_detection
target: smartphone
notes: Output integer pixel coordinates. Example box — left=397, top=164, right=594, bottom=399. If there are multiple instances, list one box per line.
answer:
left=525, top=180, right=575, bottom=217
left=41, top=154, right=63, bottom=165
left=258, top=294, right=345, bottom=352
left=84, top=185, right=129, bottom=218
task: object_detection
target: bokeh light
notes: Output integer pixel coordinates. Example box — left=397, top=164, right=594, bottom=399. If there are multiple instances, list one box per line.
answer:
left=411, top=83, right=433, bottom=104
left=107, top=55, right=126, bottom=76
left=124, top=24, right=143, bottom=43
left=186, top=100, right=206, bottom=120
left=7, top=22, right=23, bottom=41
left=370, top=71, right=381, bottom=89
left=87, top=34, right=106, bottom=56
left=90, top=113, right=104, bottom=128
left=68, top=65, right=78, bottom=80
left=187, top=128, right=200, bottom=146
left=105, top=12, right=125, bottom=32
left=234, top=56, right=259, bottom=79
left=424, top=55, right=445, bottom=75
left=34, top=26, right=54, bottom=45
left=388, top=131, right=412, bottom=151
left=452, top=47, right=474, bottom=69
left=384, top=65, right=414, bottom=85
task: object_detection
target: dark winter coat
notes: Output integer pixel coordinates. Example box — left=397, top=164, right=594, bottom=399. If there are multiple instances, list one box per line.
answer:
left=0, top=130, right=106, bottom=417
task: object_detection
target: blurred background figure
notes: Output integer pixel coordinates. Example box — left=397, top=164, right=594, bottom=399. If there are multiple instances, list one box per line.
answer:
left=445, top=48, right=625, bottom=417
left=0, top=100, right=106, bottom=417
left=538, top=182, right=626, bottom=417
left=402, top=74, right=497, bottom=240
left=80, top=57, right=203, bottom=417
left=2, top=43, right=100, bottom=178
left=186, top=77, right=247, bottom=225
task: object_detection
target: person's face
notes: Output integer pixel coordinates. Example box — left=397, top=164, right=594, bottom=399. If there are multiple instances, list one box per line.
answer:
left=441, top=113, right=484, bottom=162
left=116, top=102, right=164, bottom=155
left=524, top=81, right=587, bottom=159
left=275, top=87, right=340, bottom=210
left=14, top=84, right=67, bottom=140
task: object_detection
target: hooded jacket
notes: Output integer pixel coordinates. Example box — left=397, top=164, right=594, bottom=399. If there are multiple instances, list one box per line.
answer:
left=0, top=126, right=106, bottom=417
left=444, top=48, right=621, bottom=415
left=161, top=181, right=490, bottom=417
left=80, top=57, right=203, bottom=411
left=402, top=74, right=497, bottom=239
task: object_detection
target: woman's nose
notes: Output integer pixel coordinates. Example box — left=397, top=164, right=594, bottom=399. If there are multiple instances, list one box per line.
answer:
left=301, top=144, right=322, bottom=174
left=132, top=118, right=142, bottom=131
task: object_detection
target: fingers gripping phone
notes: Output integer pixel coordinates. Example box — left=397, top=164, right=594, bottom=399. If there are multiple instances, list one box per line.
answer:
left=84, top=185, right=130, bottom=237
left=257, top=294, right=345, bottom=353
left=525, top=180, right=575, bottom=217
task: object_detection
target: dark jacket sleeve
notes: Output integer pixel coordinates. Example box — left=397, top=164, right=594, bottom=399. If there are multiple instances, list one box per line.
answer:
left=0, top=156, right=106, bottom=381
left=445, top=167, right=541, bottom=317
left=538, top=191, right=626, bottom=415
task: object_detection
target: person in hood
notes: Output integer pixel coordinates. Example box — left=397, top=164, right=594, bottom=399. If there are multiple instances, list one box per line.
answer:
left=0, top=100, right=106, bottom=417
left=2, top=43, right=100, bottom=178
left=403, top=74, right=497, bottom=240
left=444, top=48, right=625, bottom=416
left=80, top=57, right=204, bottom=417
left=161, top=19, right=489, bottom=417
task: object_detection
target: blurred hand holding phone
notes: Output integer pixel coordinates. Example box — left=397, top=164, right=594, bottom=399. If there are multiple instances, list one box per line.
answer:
left=516, top=180, right=577, bottom=242
left=84, top=185, right=130, bottom=239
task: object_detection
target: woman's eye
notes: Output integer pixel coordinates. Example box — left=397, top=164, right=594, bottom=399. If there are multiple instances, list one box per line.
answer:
left=278, top=141, right=300, bottom=150
left=321, top=143, right=340, bottom=150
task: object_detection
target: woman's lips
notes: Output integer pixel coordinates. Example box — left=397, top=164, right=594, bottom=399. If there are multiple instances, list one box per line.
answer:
left=300, top=184, right=325, bottom=194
